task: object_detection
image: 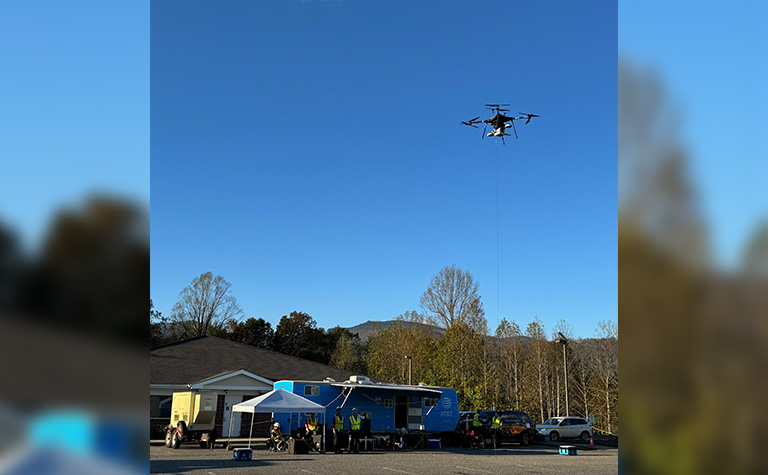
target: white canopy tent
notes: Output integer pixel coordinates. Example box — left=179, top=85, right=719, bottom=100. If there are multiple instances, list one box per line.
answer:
left=230, top=389, right=326, bottom=450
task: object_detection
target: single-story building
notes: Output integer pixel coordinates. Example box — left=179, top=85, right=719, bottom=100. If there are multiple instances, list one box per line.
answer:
left=150, top=336, right=360, bottom=438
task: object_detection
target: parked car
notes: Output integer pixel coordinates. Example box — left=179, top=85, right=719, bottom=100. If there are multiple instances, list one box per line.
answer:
left=476, top=410, right=536, bottom=446
left=536, top=416, right=593, bottom=442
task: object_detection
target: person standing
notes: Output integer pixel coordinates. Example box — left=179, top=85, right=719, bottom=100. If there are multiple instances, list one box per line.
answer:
left=332, top=406, right=345, bottom=454
left=348, top=408, right=361, bottom=454
left=472, top=412, right=483, bottom=449
left=491, top=411, right=503, bottom=448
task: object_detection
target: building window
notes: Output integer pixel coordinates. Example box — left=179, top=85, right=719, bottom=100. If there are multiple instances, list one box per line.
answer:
left=304, top=385, right=319, bottom=397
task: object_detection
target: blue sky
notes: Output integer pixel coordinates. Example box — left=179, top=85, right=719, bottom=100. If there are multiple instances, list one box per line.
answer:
left=150, top=0, right=617, bottom=338
left=0, top=0, right=149, bottom=251
left=620, top=1, right=768, bottom=269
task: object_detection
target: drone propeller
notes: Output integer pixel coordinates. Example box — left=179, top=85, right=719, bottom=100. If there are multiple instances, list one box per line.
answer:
left=518, top=112, right=540, bottom=124
left=461, top=116, right=481, bottom=128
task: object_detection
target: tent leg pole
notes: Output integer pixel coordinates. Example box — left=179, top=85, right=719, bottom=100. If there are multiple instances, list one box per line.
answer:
left=248, top=413, right=254, bottom=449
left=227, top=408, right=235, bottom=449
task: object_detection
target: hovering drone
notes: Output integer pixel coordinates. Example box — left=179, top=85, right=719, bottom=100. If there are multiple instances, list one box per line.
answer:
left=462, top=104, right=540, bottom=144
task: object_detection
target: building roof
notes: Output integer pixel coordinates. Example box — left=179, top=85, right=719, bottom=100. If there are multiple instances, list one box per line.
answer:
left=150, top=336, right=359, bottom=386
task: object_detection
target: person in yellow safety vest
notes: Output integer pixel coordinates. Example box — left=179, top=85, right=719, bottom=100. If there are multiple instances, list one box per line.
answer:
left=333, top=406, right=345, bottom=454
left=269, top=422, right=286, bottom=451
left=348, top=408, right=361, bottom=454
left=491, top=411, right=503, bottom=448
left=473, top=413, right=482, bottom=428
left=305, top=413, right=319, bottom=436
left=471, top=412, right=483, bottom=449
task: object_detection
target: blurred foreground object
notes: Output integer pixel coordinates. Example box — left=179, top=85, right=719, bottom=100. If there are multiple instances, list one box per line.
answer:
left=21, top=196, right=148, bottom=346
left=0, top=409, right=144, bottom=475
left=0, top=317, right=146, bottom=473
left=620, top=61, right=768, bottom=474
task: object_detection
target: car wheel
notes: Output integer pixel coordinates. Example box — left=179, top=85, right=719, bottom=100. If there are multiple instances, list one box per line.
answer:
left=549, top=431, right=559, bottom=442
left=171, top=431, right=181, bottom=449
left=164, top=429, right=172, bottom=448
left=580, top=431, right=590, bottom=442
left=521, top=432, right=530, bottom=446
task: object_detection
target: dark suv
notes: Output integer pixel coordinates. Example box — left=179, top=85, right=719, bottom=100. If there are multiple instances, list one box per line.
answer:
left=477, top=410, right=536, bottom=446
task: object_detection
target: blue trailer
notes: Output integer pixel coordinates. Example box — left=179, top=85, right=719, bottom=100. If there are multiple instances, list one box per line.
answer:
left=272, top=376, right=459, bottom=438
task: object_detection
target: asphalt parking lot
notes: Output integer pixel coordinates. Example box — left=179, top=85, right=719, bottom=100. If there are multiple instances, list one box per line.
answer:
left=150, top=440, right=618, bottom=475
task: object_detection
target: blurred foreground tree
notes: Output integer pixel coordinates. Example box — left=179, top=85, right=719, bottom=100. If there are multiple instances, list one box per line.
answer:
left=24, top=196, right=148, bottom=345
left=170, top=272, right=243, bottom=338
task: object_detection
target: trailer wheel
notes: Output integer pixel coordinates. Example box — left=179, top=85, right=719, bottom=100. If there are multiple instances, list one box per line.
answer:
left=171, top=431, right=181, bottom=449
left=177, top=420, right=188, bottom=437
left=164, top=429, right=172, bottom=448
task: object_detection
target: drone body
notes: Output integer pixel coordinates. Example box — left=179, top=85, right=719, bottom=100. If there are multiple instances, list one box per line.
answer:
left=462, top=104, right=539, bottom=144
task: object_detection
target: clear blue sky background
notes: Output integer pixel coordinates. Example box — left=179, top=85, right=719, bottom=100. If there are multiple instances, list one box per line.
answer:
left=0, top=0, right=149, bottom=251
left=150, top=0, right=618, bottom=339
left=620, top=1, right=767, bottom=270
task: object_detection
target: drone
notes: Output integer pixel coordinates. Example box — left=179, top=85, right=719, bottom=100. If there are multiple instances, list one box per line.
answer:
left=462, top=104, right=540, bottom=144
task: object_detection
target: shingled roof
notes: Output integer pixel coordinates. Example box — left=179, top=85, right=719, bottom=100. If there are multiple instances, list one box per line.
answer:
left=150, top=336, right=360, bottom=385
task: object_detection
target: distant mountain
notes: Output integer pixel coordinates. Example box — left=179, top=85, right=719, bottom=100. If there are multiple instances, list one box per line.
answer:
left=346, top=320, right=446, bottom=342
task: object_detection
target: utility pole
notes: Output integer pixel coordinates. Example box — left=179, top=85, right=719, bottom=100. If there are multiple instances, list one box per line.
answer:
left=404, top=355, right=412, bottom=385
left=558, top=332, right=569, bottom=416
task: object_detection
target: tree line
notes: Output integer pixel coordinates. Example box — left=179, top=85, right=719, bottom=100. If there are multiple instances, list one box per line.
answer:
left=151, top=266, right=618, bottom=432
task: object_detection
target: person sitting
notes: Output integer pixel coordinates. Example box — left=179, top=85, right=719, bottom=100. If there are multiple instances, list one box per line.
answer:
left=268, top=422, right=287, bottom=451
left=303, top=413, right=320, bottom=452
left=305, top=413, right=319, bottom=436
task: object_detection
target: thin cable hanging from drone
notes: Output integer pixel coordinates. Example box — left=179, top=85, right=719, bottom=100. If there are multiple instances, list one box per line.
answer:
left=495, top=141, right=500, bottom=330
left=460, top=104, right=540, bottom=331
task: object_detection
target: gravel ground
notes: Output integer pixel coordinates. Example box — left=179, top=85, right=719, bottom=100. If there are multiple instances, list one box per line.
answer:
left=150, top=440, right=618, bottom=475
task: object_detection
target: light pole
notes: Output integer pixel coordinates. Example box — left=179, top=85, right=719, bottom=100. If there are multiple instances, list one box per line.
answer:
left=404, top=355, right=412, bottom=385
left=557, top=332, right=569, bottom=416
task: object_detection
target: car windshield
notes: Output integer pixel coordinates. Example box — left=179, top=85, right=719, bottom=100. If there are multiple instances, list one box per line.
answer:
left=541, top=418, right=561, bottom=425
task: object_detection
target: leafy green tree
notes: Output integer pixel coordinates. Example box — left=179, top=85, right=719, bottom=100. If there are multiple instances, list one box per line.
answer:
left=330, top=333, right=365, bottom=373
left=272, top=311, right=334, bottom=363
left=365, top=321, right=438, bottom=385
left=526, top=316, right=548, bottom=422
left=150, top=299, right=168, bottom=347
left=593, top=320, right=618, bottom=433
left=229, top=317, right=274, bottom=349
left=495, top=318, right=525, bottom=410
left=395, top=310, right=426, bottom=323
left=433, top=321, right=486, bottom=409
